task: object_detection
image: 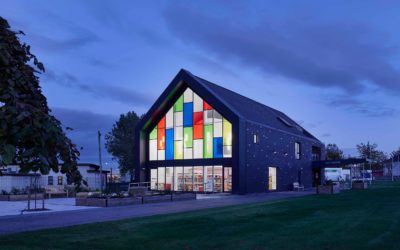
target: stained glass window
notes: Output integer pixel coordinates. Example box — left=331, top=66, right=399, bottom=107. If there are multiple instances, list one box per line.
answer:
left=149, top=87, right=232, bottom=160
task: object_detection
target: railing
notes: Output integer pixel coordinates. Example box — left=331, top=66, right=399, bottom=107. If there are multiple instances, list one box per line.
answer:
left=128, top=182, right=151, bottom=191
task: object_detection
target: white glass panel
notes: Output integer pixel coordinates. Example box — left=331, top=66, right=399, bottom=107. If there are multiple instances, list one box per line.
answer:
left=204, top=166, right=213, bottom=192
left=183, top=167, right=193, bottom=191
left=193, top=166, right=204, bottom=192
left=183, top=88, right=193, bottom=103
left=193, top=93, right=203, bottom=112
left=150, top=169, right=157, bottom=190
left=174, top=112, right=183, bottom=127
left=213, top=110, right=222, bottom=123
left=223, top=146, right=232, bottom=158
left=157, top=150, right=165, bottom=160
left=158, top=167, right=165, bottom=190
left=214, top=166, right=223, bottom=192
left=213, top=122, right=222, bottom=137
left=165, top=167, right=173, bottom=191
left=184, top=148, right=193, bottom=159
left=149, top=140, right=157, bottom=160
left=166, top=108, right=173, bottom=128
left=174, top=167, right=183, bottom=191
left=174, top=126, right=183, bottom=140
left=193, top=139, right=203, bottom=159
left=204, top=110, right=213, bottom=124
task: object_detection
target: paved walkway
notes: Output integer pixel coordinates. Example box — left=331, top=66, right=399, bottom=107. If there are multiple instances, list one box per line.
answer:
left=0, top=191, right=314, bottom=235
left=0, top=198, right=95, bottom=217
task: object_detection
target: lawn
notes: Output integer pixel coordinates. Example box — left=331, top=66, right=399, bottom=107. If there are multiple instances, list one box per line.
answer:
left=1, top=182, right=400, bottom=250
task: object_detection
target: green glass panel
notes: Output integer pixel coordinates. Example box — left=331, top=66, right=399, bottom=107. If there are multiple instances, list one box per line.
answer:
left=174, top=95, right=183, bottom=112
left=204, top=125, right=213, bottom=158
left=223, top=118, right=232, bottom=146
left=174, top=141, right=183, bottom=159
left=184, top=127, right=193, bottom=148
left=149, top=126, right=157, bottom=140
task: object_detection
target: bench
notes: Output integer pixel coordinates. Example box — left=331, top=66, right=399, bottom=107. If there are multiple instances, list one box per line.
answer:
left=45, top=186, right=68, bottom=198
left=293, top=182, right=305, bottom=191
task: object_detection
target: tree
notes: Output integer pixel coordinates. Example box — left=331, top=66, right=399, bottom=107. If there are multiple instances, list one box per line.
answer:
left=105, top=111, right=141, bottom=181
left=356, top=142, right=387, bottom=170
left=326, top=143, right=343, bottom=160
left=0, top=17, right=81, bottom=185
left=390, top=147, right=400, bottom=159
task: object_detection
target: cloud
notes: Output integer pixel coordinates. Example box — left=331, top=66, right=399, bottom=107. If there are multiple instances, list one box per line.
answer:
left=324, top=94, right=399, bottom=117
left=51, top=107, right=117, bottom=166
left=43, top=70, right=154, bottom=107
left=162, top=3, right=400, bottom=94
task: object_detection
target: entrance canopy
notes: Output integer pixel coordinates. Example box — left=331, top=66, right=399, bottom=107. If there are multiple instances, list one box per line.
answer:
left=312, top=158, right=367, bottom=169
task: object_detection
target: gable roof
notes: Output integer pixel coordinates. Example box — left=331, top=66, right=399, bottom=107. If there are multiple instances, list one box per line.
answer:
left=138, top=69, right=321, bottom=142
left=187, top=70, right=320, bottom=142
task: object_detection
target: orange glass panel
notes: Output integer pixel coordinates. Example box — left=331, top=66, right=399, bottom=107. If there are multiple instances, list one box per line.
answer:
left=158, top=128, right=165, bottom=150
left=158, top=117, right=166, bottom=129
left=193, top=112, right=203, bottom=125
left=193, top=124, right=203, bottom=139
left=203, top=101, right=213, bottom=110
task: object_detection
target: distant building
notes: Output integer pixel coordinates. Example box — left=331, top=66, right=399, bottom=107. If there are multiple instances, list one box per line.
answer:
left=135, top=69, right=325, bottom=194
left=0, top=163, right=108, bottom=193
left=383, top=157, right=400, bottom=177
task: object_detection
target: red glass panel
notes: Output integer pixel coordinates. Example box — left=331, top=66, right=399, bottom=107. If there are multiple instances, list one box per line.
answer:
left=158, top=116, right=166, bottom=128
left=203, top=101, right=213, bottom=110
left=158, top=128, right=165, bottom=150
left=193, top=112, right=203, bottom=125
left=193, top=124, right=203, bottom=139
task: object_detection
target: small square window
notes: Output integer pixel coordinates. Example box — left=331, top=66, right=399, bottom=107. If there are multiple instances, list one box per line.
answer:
left=48, top=176, right=53, bottom=186
left=58, top=176, right=63, bottom=186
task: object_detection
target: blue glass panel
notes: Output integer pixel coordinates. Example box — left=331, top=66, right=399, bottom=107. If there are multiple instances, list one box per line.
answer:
left=183, top=102, right=193, bottom=126
left=213, top=137, right=223, bottom=158
left=165, top=129, right=174, bottom=160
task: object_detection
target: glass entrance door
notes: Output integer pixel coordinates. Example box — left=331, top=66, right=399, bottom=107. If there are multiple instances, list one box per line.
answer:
left=268, top=167, right=277, bottom=191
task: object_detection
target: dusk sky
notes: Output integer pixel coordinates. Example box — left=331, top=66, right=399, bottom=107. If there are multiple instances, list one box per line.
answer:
left=2, top=1, right=400, bottom=169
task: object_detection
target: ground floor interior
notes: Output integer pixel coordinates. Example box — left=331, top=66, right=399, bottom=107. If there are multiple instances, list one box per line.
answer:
left=150, top=165, right=279, bottom=193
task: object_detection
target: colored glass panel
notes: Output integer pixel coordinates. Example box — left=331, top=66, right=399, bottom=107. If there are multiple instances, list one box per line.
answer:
left=213, top=137, right=223, bottom=158
left=193, top=112, right=203, bottom=125
left=157, top=128, right=165, bottom=150
left=204, top=125, right=213, bottom=158
left=193, top=124, right=203, bottom=139
left=158, top=117, right=166, bottom=128
left=174, top=141, right=183, bottom=159
left=204, top=101, right=213, bottom=110
left=183, top=103, right=193, bottom=126
left=174, top=95, right=183, bottom=112
left=165, top=129, right=174, bottom=160
left=223, top=118, right=232, bottom=146
left=149, top=126, right=157, bottom=140
left=193, top=93, right=203, bottom=112
left=184, top=127, right=193, bottom=148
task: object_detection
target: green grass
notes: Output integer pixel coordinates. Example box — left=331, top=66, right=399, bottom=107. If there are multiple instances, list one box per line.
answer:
left=1, top=182, right=400, bottom=250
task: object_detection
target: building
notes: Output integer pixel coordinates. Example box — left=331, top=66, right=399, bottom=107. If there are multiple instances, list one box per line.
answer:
left=0, top=163, right=108, bottom=193
left=383, top=156, right=400, bottom=178
left=135, top=69, right=325, bottom=194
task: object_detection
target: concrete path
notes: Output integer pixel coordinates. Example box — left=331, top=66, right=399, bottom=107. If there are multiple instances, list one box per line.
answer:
left=0, top=198, right=95, bottom=217
left=0, top=191, right=314, bottom=235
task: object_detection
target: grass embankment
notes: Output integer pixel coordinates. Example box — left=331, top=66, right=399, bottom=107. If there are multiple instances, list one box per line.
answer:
left=1, top=182, right=399, bottom=250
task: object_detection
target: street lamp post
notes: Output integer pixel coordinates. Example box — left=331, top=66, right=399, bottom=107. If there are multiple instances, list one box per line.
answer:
left=98, top=130, right=103, bottom=192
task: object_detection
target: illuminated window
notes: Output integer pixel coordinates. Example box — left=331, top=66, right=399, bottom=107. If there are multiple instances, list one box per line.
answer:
left=148, top=87, right=232, bottom=161
left=295, top=142, right=301, bottom=160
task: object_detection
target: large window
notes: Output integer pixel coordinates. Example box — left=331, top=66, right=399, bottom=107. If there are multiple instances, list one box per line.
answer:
left=149, top=87, right=232, bottom=161
left=150, top=165, right=231, bottom=193
left=269, top=167, right=277, bottom=190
